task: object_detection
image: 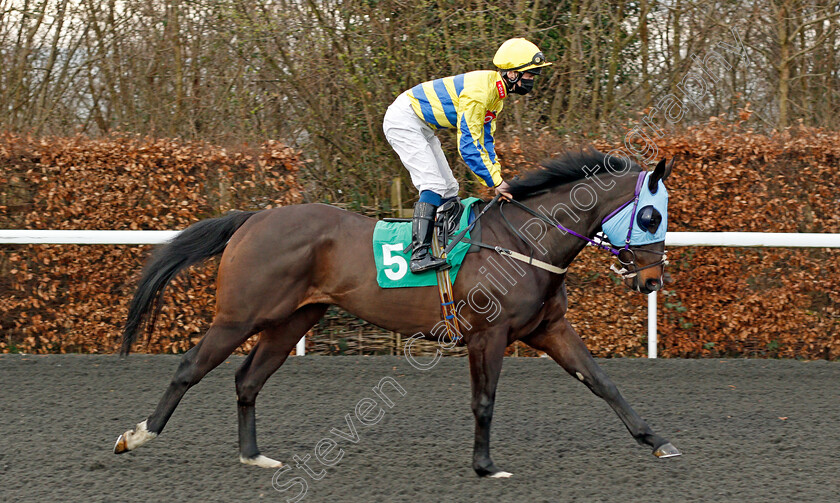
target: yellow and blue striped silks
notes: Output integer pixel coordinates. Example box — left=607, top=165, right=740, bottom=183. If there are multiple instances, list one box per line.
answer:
left=406, top=71, right=507, bottom=187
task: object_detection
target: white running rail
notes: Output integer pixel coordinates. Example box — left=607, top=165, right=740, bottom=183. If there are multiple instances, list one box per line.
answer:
left=3, top=230, right=840, bottom=358
left=0, top=230, right=179, bottom=244
left=646, top=232, right=840, bottom=358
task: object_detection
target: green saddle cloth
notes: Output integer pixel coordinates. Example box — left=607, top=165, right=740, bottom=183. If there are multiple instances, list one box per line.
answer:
left=373, top=197, right=481, bottom=288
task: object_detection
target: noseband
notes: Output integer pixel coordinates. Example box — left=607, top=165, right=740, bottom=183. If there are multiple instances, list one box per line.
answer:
left=608, top=248, right=668, bottom=280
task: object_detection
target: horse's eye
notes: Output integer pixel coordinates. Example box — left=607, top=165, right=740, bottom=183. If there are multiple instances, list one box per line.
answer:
left=636, top=206, right=662, bottom=233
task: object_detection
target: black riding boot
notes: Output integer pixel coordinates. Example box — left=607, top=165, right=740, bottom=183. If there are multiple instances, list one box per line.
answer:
left=409, top=202, right=447, bottom=273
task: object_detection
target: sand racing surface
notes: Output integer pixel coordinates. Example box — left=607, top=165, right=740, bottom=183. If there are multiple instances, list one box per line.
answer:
left=1, top=354, right=838, bottom=502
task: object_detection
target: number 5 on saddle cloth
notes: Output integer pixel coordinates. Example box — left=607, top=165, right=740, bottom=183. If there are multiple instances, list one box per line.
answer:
left=373, top=198, right=482, bottom=341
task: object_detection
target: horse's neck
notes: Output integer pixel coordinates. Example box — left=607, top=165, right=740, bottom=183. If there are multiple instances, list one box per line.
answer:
left=517, top=174, right=636, bottom=268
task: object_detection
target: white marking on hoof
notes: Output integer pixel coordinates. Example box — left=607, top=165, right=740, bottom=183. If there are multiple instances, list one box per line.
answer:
left=576, top=371, right=584, bottom=381
left=489, top=471, right=513, bottom=479
left=114, top=420, right=157, bottom=454
left=658, top=451, right=682, bottom=459
left=653, top=442, right=682, bottom=458
left=240, top=454, right=284, bottom=468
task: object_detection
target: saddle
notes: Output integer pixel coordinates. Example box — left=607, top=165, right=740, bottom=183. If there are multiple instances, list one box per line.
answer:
left=439, top=198, right=481, bottom=254
left=437, top=198, right=464, bottom=235
left=375, top=198, right=484, bottom=341
left=383, top=198, right=481, bottom=255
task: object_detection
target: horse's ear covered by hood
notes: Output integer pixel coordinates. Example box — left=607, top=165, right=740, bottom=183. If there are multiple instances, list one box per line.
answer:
left=649, top=156, right=676, bottom=192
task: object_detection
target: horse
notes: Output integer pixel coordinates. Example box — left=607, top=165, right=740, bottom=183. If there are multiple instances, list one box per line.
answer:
left=114, top=149, right=680, bottom=478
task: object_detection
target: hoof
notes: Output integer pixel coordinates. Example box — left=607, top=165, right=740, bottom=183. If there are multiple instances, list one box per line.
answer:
left=474, top=460, right=511, bottom=478
left=653, top=442, right=681, bottom=458
left=240, top=454, right=284, bottom=468
left=113, top=433, right=129, bottom=454
left=113, top=420, right=156, bottom=454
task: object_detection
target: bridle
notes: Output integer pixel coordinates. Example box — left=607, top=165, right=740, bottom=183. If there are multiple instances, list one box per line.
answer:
left=602, top=171, right=669, bottom=280
left=500, top=171, right=669, bottom=280
left=609, top=248, right=668, bottom=280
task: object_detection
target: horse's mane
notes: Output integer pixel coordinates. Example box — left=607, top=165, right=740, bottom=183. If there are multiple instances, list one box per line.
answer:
left=506, top=148, right=642, bottom=199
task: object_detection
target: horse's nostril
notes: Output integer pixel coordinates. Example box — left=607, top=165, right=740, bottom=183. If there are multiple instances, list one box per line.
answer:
left=646, top=278, right=661, bottom=291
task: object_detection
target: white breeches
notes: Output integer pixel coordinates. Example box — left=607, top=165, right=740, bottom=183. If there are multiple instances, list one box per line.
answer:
left=383, top=92, right=459, bottom=199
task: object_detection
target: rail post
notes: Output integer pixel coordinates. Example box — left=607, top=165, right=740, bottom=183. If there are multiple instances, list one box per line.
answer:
left=648, top=292, right=657, bottom=358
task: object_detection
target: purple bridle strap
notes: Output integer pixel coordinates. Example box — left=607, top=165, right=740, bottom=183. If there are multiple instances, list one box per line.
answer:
left=504, top=197, right=620, bottom=255
left=601, top=199, right=632, bottom=224
left=504, top=171, right=648, bottom=257
left=621, top=172, right=648, bottom=250
left=554, top=224, right=619, bottom=255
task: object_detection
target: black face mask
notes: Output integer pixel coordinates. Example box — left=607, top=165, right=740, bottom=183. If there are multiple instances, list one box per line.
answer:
left=512, top=78, right=534, bottom=95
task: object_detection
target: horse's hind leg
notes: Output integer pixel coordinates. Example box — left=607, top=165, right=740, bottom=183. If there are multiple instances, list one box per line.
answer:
left=114, top=322, right=254, bottom=454
left=236, top=304, right=328, bottom=468
left=524, top=318, right=680, bottom=458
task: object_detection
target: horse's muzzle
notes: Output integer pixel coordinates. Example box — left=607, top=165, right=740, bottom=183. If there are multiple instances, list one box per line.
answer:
left=632, top=276, right=662, bottom=294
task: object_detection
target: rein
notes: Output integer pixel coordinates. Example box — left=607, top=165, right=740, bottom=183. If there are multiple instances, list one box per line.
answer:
left=450, top=171, right=668, bottom=278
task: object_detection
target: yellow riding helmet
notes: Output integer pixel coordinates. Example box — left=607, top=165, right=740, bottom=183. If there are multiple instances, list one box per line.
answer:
left=493, top=38, right=552, bottom=74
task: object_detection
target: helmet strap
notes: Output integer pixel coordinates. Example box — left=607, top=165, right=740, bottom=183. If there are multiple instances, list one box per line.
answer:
left=501, top=70, right=522, bottom=92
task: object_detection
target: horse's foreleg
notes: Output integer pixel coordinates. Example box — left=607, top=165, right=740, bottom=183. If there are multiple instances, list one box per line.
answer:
left=524, top=319, right=680, bottom=458
left=468, top=327, right=512, bottom=478
left=114, top=322, right=254, bottom=454
left=236, top=304, right=327, bottom=468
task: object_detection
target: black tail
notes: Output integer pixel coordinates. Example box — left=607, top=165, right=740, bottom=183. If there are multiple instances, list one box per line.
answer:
left=121, top=210, right=257, bottom=355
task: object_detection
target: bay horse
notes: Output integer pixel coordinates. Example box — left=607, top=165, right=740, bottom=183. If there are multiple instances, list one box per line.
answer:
left=114, top=149, right=680, bottom=478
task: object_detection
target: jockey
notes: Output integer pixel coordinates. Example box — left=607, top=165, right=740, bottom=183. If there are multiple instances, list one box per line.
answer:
left=383, top=38, right=551, bottom=273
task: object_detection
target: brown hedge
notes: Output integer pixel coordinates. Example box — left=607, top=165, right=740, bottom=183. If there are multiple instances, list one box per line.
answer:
left=493, top=122, right=839, bottom=359
left=1, top=125, right=838, bottom=358
left=0, top=133, right=303, bottom=353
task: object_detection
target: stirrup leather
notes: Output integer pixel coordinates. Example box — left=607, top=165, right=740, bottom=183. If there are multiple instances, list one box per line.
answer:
left=431, top=214, right=461, bottom=342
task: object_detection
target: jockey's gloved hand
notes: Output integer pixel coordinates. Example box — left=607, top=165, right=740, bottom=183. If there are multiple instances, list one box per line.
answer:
left=495, top=181, right=514, bottom=201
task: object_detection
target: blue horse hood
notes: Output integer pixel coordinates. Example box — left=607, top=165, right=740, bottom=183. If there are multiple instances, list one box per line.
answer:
left=601, top=172, right=668, bottom=247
